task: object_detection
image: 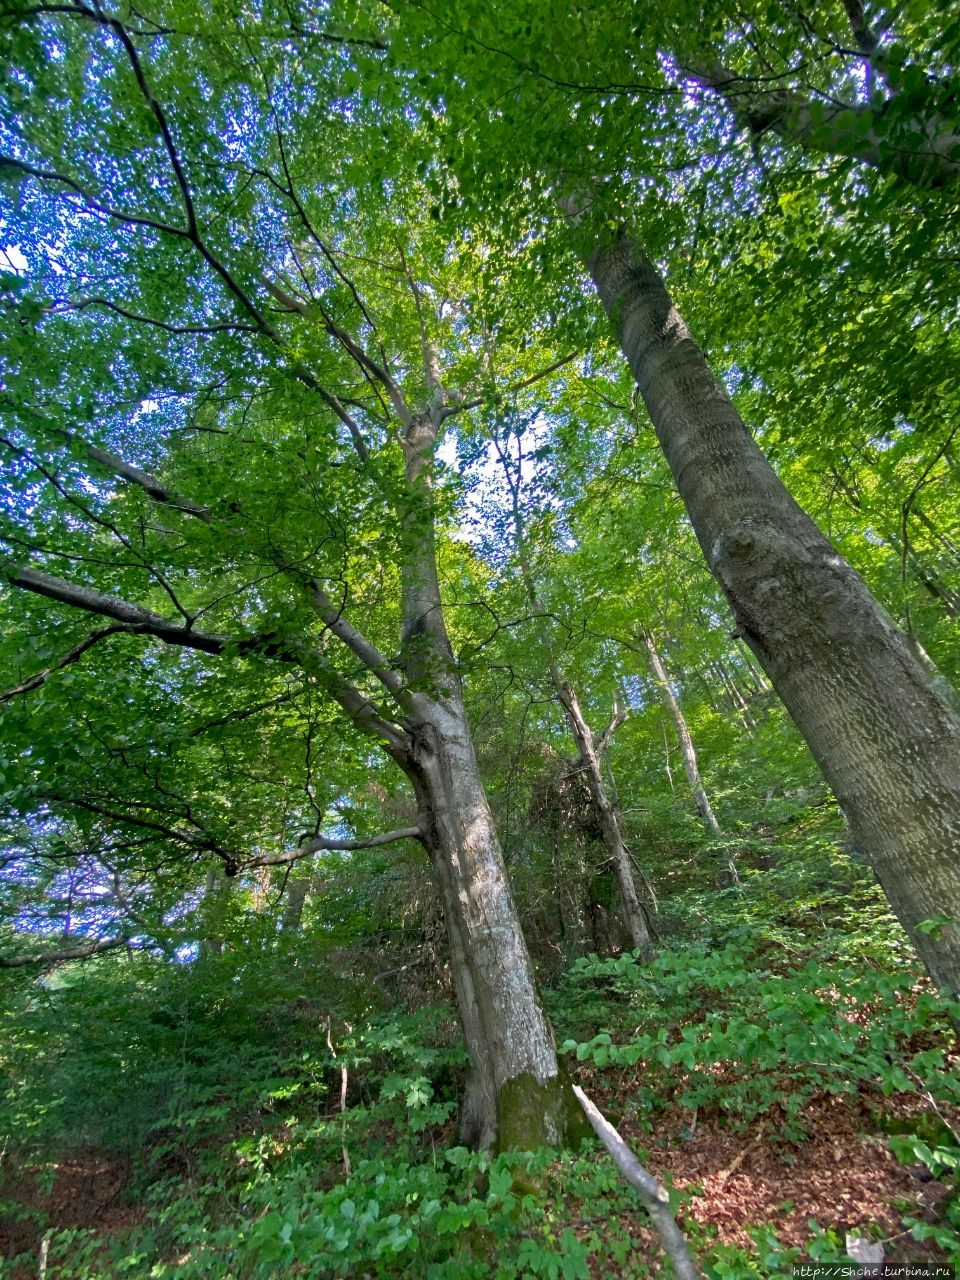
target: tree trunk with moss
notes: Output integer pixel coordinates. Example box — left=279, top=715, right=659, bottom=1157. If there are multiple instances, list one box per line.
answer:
left=589, top=233, right=960, bottom=996
left=397, top=406, right=587, bottom=1151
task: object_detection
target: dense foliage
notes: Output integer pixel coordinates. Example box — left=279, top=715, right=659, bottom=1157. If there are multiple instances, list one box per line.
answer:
left=2, top=0, right=960, bottom=1273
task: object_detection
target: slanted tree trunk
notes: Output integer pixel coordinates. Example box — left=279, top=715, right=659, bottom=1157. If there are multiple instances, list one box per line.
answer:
left=558, top=683, right=655, bottom=959
left=643, top=630, right=739, bottom=886
left=588, top=234, right=960, bottom=996
left=643, top=631, right=722, bottom=838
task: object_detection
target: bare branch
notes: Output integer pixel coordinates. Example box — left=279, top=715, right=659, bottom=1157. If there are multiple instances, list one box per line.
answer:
left=242, top=825, right=424, bottom=870
left=840, top=0, right=880, bottom=56
left=290, top=363, right=372, bottom=461
left=262, top=275, right=309, bottom=314
left=681, top=60, right=960, bottom=186
left=0, top=154, right=188, bottom=238
left=318, top=303, right=412, bottom=425
left=2, top=564, right=226, bottom=652
left=595, top=700, right=628, bottom=757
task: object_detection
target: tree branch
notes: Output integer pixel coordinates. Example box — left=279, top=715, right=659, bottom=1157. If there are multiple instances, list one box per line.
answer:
left=681, top=60, right=960, bottom=186
left=572, top=1086, right=701, bottom=1280
left=453, top=352, right=580, bottom=416
left=3, top=562, right=412, bottom=751
left=241, top=825, right=424, bottom=870
left=595, top=700, right=628, bottom=757
left=0, top=624, right=127, bottom=702
left=50, top=295, right=258, bottom=337
left=0, top=154, right=188, bottom=238
left=2, top=564, right=226, bottom=652
left=305, top=578, right=407, bottom=700
left=54, top=429, right=213, bottom=521
left=0, top=934, right=135, bottom=968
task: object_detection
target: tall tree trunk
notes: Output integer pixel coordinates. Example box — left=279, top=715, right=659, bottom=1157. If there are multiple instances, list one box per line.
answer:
left=492, top=427, right=654, bottom=960
left=404, top=691, right=585, bottom=1150
left=558, top=683, right=655, bottom=958
left=281, top=874, right=310, bottom=933
left=200, top=864, right=231, bottom=957
left=644, top=631, right=738, bottom=885
left=397, top=405, right=586, bottom=1151
left=588, top=235, right=960, bottom=995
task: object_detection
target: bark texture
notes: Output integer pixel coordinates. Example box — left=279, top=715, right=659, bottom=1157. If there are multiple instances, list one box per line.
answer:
left=405, top=691, right=585, bottom=1150
left=589, top=236, right=960, bottom=995
left=396, top=397, right=586, bottom=1151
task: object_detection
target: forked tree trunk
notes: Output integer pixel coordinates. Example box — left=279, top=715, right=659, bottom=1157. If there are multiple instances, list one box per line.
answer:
left=558, top=683, right=655, bottom=959
left=397, top=406, right=587, bottom=1150
left=589, top=235, right=960, bottom=995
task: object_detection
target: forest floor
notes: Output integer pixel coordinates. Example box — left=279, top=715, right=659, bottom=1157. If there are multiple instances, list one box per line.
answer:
left=636, top=1090, right=951, bottom=1265
left=0, top=1081, right=954, bottom=1276
left=0, top=1150, right=145, bottom=1263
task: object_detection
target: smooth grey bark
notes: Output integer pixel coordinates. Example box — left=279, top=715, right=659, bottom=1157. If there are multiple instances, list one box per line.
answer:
left=643, top=631, right=740, bottom=885
left=643, top=631, right=722, bottom=838
left=558, top=683, right=655, bottom=959
left=393, top=391, right=585, bottom=1152
left=405, top=691, right=573, bottom=1149
left=588, top=234, right=960, bottom=996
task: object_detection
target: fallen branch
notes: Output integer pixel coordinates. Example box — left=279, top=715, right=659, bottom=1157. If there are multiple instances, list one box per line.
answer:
left=716, top=1132, right=763, bottom=1184
left=573, top=1085, right=701, bottom=1280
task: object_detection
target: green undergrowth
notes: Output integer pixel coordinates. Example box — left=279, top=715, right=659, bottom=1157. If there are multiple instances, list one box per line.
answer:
left=1, top=853, right=958, bottom=1277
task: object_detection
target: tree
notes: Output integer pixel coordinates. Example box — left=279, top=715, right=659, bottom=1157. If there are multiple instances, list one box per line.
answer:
left=489, top=419, right=654, bottom=957
left=0, top=1, right=592, bottom=1150
left=583, top=231, right=960, bottom=994
left=376, top=0, right=960, bottom=991
left=642, top=629, right=729, bottom=866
